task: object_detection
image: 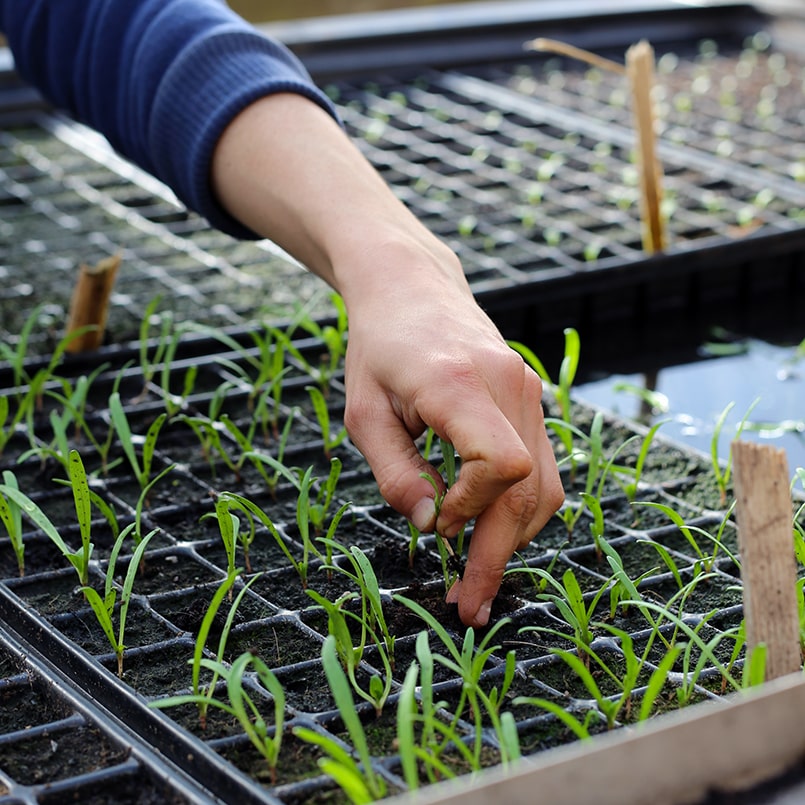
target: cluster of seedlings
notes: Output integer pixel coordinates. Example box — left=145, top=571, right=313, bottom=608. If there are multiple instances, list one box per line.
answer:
left=1, top=300, right=804, bottom=801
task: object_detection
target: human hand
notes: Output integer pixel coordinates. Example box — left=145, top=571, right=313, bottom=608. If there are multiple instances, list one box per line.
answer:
left=340, top=238, right=564, bottom=628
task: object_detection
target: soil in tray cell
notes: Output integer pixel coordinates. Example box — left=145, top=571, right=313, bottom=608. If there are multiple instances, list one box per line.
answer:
left=114, top=548, right=220, bottom=596
left=0, top=681, right=73, bottom=734
left=107, top=468, right=210, bottom=513
left=250, top=565, right=355, bottom=613
left=104, top=639, right=199, bottom=697
left=6, top=569, right=99, bottom=616
left=0, top=534, right=64, bottom=580
left=215, top=730, right=333, bottom=789
left=149, top=584, right=274, bottom=642
left=36, top=765, right=194, bottom=805
left=221, top=619, right=323, bottom=667
left=0, top=722, right=129, bottom=785
left=51, top=601, right=176, bottom=656
left=195, top=528, right=298, bottom=576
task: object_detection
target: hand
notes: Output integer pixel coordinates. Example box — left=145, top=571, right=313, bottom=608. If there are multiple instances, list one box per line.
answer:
left=340, top=237, right=564, bottom=628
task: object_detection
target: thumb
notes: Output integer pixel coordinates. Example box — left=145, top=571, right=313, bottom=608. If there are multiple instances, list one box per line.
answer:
left=344, top=397, right=445, bottom=533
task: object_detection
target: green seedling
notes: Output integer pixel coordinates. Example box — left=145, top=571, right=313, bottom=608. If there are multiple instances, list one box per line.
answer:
left=108, top=391, right=168, bottom=494
left=710, top=399, right=759, bottom=506
left=69, top=369, right=128, bottom=477
left=135, top=295, right=175, bottom=401
left=10, top=358, right=104, bottom=470
left=624, top=599, right=742, bottom=697
left=0, top=306, right=92, bottom=410
left=457, top=214, right=478, bottom=237
left=396, top=659, right=424, bottom=791
left=158, top=336, right=198, bottom=418
left=294, top=635, right=388, bottom=803
left=517, top=567, right=610, bottom=667
left=183, top=386, right=282, bottom=483
left=613, top=420, right=667, bottom=505
left=580, top=492, right=607, bottom=561
left=155, top=641, right=285, bottom=782
left=419, top=438, right=466, bottom=593
left=505, top=546, right=567, bottom=596
left=0, top=450, right=115, bottom=589
left=214, top=490, right=337, bottom=589
left=67, top=449, right=96, bottom=585
left=204, top=495, right=245, bottom=580
left=153, top=571, right=262, bottom=730
left=306, top=385, right=348, bottom=458
left=0, top=304, right=47, bottom=391
left=393, top=594, right=520, bottom=766
left=189, top=320, right=290, bottom=431
left=222, top=651, right=286, bottom=783
left=513, top=695, right=599, bottom=741
left=306, top=589, right=392, bottom=716
left=81, top=524, right=157, bottom=676
left=297, top=459, right=348, bottom=540
left=395, top=635, right=476, bottom=789
left=510, top=327, right=580, bottom=474
left=598, top=540, right=658, bottom=621
left=0, top=471, right=25, bottom=576
left=636, top=501, right=739, bottom=574
left=547, top=413, right=638, bottom=537
left=549, top=644, right=631, bottom=730
left=319, top=540, right=396, bottom=670
left=280, top=293, right=349, bottom=394
left=207, top=652, right=287, bottom=781
left=0, top=393, right=24, bottom=458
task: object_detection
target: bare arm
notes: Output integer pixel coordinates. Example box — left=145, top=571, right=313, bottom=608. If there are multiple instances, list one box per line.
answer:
left=211, top=92, right=564, bottom=627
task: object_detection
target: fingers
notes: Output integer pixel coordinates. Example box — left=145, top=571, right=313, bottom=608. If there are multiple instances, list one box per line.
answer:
left=454, top=419, right=564, bottom=627
left=433, top=364, right=541, bottom=538
left=344, top=389, right=445, bottom=534
left=346, top=349, right=563, bottom=629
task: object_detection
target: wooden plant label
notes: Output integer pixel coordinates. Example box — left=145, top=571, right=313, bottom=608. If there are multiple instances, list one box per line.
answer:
left=65, top=253, right=121, bottom=352
left=525, top=37, right=667, bottom=255
left=625, top=40, right=666, bottom=255
left=732, top=440, right=801, bottom=681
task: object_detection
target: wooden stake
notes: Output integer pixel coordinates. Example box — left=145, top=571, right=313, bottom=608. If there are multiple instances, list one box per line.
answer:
left=65, top=253, right=121, bottom=353
left=526, top=37, right=667, bottom=255
left=732, top=440, right=801, bottom=681
left=626, top=40, right=667, bottom=255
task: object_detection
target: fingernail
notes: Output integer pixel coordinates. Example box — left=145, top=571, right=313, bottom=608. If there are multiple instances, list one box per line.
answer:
left=411, top=497, right=435, bottom=533
left=474, top=598, right=494, bottom=627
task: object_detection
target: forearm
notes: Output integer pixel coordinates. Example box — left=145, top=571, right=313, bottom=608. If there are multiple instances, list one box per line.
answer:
left=210, top=92, right=473, bottom=307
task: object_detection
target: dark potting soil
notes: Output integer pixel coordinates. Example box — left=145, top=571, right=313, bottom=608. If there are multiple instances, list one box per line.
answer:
left=0, top=722, right=129, bottom=785
left=0, top=680, right=73, bottom=734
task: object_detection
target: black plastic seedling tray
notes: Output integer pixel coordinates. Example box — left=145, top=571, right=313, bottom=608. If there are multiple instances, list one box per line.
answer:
left=0, top=324, right=801, bottom=803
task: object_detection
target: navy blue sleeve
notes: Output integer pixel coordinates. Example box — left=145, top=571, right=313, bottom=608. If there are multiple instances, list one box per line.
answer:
left=0, top=0, right=339, bottom=238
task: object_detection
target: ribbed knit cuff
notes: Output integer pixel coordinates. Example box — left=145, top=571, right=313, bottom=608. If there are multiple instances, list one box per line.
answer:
left=149, top=26, right=339, bottom=239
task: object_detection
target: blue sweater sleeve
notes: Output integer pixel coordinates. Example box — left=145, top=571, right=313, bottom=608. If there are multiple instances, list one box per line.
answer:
left=0, top=0, right=339, bottom=238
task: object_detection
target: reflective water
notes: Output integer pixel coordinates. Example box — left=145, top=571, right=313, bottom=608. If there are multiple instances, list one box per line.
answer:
left=577, top=337, right=805, bottom=476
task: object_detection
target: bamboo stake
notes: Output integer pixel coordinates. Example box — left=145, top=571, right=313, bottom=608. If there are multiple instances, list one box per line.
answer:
left=525, top=37, right=667, bottom=255
left=65, top=253, right=121, bottom=353
left=625, top=40, right=666, bottom=254
left=732, top=440, right=801, bottom=681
